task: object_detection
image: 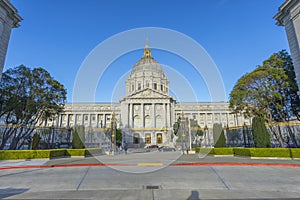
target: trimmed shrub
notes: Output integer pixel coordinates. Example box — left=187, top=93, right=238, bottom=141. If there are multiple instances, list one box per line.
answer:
left=85, top=148, right=102, bottom=156
left=233, top=148, right=251, bottom=157
left=252, top=117, right=271, bottom=148
left=234, top=148, right=291, bottom=158
left=194, top=147, right=214, bottom=154
left=66, top=149, right=85, bottom=156
left=213, top=148, right=233, bottom=155
left=250, top=148, right=291, bottom=158
left=215, top=129, right=226, bottom=147
left=50, top=149, right=66, bottom=158
left=291, top=149, right=300, bottom=158
left=72, top=125, right=85, bottom=149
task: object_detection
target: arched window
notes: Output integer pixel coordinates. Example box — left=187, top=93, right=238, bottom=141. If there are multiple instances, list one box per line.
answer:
left=157, top=133, right=162, bottom=144
left=155, top=115, right=162, bottom=128
left=145, top=134, right=151, bottom=144
left=134, top=115, right=141, bottom=128
left=145, top=115, right=151, bottom=128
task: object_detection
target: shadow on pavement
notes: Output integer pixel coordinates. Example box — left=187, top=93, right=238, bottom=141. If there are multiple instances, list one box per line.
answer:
left=0, top=188, right=28, bottom=199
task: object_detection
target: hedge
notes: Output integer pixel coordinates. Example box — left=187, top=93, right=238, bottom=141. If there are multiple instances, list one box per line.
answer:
left=233, top=148, right=292, bottom=158
left=195, top=147, right=214, bottom=154
left=213, top=148, right=234, bottom=155
left=193, top=147, right=299, bottom=158
left=233, top=148, right=251, bottom=157
left=0, top=148, right=101, bottom=160
left=290, top=149, right=300, bottom=158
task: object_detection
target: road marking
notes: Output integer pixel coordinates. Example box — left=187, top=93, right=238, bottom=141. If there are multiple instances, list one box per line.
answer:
left=137, top=162, right=163, bottom=166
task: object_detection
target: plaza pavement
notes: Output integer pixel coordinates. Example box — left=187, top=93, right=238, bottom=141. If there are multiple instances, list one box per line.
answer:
left=1, top=150, right=300, bottom=199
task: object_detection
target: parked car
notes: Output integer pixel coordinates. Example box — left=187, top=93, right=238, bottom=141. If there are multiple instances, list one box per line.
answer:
left=158, top=146, right=176, bottom=152
left=145, top=145, right=159, bottom=152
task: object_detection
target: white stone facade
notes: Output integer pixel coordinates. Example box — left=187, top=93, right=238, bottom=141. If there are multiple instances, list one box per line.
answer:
left=274, top=0, right=300, bottom=94
left=53, top=42, right=249, bottom=146
left=0, top=0, right=22, bottom=78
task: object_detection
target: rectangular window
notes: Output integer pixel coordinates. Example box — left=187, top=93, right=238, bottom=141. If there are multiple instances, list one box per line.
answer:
left=161, top=85, right=163, bottom=91
left=138, top=83, right=141, bottom=90
left=154, top=83, right=157, bottom=90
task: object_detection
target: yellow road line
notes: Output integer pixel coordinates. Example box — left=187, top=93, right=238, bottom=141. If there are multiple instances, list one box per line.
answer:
left=137, top=162, right=163, bottom=166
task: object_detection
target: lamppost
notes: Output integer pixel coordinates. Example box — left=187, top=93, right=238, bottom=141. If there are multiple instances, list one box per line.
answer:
left=242, top=122, right=247, bottom=147
left=111, top=113, right=117, bottom=155
left=204, top=125, right=208, bottom=147
left=51, top=124, right=55, bottom=149
left=180, top=112, right=185, bottom=154
left=120, top=121, right=124, bottom=147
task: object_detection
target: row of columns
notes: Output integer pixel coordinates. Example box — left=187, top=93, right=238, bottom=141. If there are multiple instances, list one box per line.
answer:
left=175, top=112, right=248, bottom=128
left=56, top=113, right=116, bottom=128
left=128, top=103, right=171, bottom=128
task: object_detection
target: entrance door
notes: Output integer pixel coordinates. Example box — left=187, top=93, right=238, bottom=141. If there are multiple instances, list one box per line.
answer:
left=145, top=134, right=151, bottom=144
left=157, top=133, right=162, bottom=144
left=134, top=133, right=139, bottom=144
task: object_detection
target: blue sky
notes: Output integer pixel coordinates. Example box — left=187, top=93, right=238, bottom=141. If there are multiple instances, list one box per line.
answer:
left=5, top=0, right=288, bottom=103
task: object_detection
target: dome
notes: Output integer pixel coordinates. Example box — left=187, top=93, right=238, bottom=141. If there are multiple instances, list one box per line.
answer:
left=131, top=40, right=163, bottom=74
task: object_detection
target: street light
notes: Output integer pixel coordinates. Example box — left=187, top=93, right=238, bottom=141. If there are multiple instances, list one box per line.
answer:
left=180, top=112, right=185, bottom=154
left=204, top=125, right=208, bottom=147
left=111, top=112, right=117, bottom=155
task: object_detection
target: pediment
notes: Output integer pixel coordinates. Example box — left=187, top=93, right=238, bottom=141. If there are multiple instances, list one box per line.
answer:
left=127, top=88, right=171, bottom=99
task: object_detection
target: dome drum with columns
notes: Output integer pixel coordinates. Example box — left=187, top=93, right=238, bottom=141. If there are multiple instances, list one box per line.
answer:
left=51, top=40, right=250, bottom=147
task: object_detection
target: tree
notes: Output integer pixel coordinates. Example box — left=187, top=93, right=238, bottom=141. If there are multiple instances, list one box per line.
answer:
left=116, top=129, right=122, bottom=147
left=0, top=65, right=66, bottom=150
left=229, top=50, right=299, bottom=147
left=252, top=117, right=271, bottom=148
left=213, top=123, right=226, bottom=147
left=72, top=125, right=85, bottom=149
left=173, top=117, right=181, bottom=136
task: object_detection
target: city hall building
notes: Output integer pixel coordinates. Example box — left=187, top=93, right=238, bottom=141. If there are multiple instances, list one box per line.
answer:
left=48, top=42, right=250, bottom=146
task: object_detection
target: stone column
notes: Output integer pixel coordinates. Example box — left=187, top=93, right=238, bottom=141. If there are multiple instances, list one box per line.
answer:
left=141, top=103, right=144, bottom=128
left=166, top=103, right=170, bottom=128
left=74, top=114, right=77, bottom=126
left=0, top=1, right=22, bottom=78
left=129, top=104, right=133, bottom=128
left=274, top=1, right=300, bottom=94
left=152, top=103, right=156, bottom=128
left=96, top=114, right=99, bottom=128
left=67, top=114, right=70, bottom=127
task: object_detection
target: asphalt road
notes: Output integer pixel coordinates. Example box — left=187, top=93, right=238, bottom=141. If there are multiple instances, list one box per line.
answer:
left=1, top=151, right=300, bottom=199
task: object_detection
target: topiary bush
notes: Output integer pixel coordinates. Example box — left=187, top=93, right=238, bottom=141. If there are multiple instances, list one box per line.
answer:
left=252, top=117, right=271, bottom=148
left=72, top=125, right=85, bottom=149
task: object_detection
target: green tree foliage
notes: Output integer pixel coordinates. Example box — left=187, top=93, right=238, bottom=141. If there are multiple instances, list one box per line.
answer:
left=229, top=50, right=300, bottom=147
left=116, top=129, right=122, bottom=147
left=72, top=125, right=85, bottom=149
left=31, top=132, right=41, bottom=150
left=252, top=117, right=271, bottom=148
left=213, top=123, right=226, bottom=147
left=0, top=65, right=66, bottom=150
left=215, top=129, right=226, bottom=147
left=173, top=117, right=181, bottom=136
